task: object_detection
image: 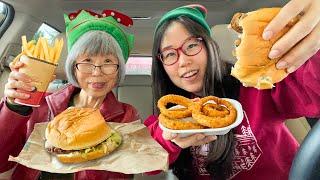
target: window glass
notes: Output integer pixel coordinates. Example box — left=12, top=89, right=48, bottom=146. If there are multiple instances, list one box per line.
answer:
left=0, top=2, right=8, bottom=26
left=33, top=23, right=60, bottom=44
left=126, top=56, right=152, bottom=75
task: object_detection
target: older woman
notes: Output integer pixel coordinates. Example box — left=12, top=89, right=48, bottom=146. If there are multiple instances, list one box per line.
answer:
left=0, top=10, right=138, bottom=179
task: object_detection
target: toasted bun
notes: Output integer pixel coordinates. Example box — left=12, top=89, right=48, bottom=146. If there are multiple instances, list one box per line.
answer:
left=229, top=8, right=300, bottom=89
left=56, top=131, right=122, bottom=163
left=46, top=107, right=112, bottom=150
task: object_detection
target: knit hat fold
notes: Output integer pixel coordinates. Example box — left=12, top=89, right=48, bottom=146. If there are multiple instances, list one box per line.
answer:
left=156, top=4, right=212, bottom=36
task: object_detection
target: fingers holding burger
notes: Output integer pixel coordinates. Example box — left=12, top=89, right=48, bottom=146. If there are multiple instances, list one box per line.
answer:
left=229, top=8, right=301, bottom=89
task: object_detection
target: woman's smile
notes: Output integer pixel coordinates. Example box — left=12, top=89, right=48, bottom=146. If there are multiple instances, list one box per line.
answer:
left=89, top=82, right=106, bottom=89
left=180, top=69, right=199, bottom=81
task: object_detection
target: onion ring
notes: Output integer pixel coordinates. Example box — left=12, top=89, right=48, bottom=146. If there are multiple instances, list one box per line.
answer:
left=202, top=103, right=230, bottom=117
left=159, top=114, right=205, bottom=130
left=157, top=94, right=192, bottom=119
left=192, top=96, right=237, bottom=128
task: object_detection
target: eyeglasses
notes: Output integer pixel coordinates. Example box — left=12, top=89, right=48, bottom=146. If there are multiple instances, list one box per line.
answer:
left=158, top=36, right=203, bottom=66
left=75, top=63, right=119, bottom=75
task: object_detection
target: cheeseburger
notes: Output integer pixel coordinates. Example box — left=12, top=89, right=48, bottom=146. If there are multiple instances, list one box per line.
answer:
left=229, top=8, right=301, bottom=89
left=45, top=107, right=121, bottom=163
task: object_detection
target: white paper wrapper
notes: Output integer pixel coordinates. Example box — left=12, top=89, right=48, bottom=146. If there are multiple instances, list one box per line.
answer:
left=9, top=121, right=169, bottom=174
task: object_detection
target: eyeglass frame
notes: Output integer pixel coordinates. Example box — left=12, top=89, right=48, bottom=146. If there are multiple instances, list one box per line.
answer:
left=157, top=36, right=204, bottom=66
left=75, top=63, right=119, bottom=75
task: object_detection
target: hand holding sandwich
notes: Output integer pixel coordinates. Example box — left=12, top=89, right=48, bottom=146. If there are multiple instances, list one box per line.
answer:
left=263, top=0, right=320, bottom=73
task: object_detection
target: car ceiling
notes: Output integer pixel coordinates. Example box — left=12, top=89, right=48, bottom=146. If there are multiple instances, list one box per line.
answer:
left=3, top=0, right=289, bottom=55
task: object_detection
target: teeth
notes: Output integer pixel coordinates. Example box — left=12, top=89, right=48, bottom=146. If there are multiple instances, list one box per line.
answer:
left=182, top=70, right=198, bottom=78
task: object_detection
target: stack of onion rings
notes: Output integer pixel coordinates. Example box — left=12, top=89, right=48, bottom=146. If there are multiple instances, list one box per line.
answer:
left=157, top=95, right=237, bottom=130
left=192, top=96, right=237, bottom=128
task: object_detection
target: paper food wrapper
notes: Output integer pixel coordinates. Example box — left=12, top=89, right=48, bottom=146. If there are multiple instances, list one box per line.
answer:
left=9, top=121, right=169, bottom=174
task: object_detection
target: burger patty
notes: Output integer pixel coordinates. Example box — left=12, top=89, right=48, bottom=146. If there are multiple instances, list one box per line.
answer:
left=45, top=132, right=121, bottom=155
left=46, top=147, right=76, bottom=154
left=45, top=138, right=108, bottom=154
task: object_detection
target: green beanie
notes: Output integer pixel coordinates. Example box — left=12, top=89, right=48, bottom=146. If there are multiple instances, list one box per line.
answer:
left=156, top=4, right=212, bottom=36
left=64, top=10, right=134, bottom=61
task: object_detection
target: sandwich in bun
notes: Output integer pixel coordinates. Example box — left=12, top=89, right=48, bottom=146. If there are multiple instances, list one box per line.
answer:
left=229, top=8, right=301, bottom=89
left=45, top=107, right=121, bottom=163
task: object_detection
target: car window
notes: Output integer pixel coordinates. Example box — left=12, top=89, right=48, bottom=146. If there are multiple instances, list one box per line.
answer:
left=33, top=23, right=60, bottom=44
left=0, top=2, right=7, bottom=24
left=0, top=1, right=14, bottom=38
left=126, top=56, right=152, bottom=75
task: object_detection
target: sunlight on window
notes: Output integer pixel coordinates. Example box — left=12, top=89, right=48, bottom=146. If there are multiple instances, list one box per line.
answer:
left=126, top=56, right=152, bottom=75
left=0, top=2, right=7, bottom=24
left=33, top=23, right=60, bottom=44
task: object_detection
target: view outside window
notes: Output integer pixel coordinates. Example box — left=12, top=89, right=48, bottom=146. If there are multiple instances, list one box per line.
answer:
left=33, top=23, right=60, bottom=44
left=126, top=56, right=152, bottom=75
left=0, top=2, right=8, bottom=26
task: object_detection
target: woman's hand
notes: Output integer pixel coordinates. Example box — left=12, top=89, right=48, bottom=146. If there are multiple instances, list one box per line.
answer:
left=263, top=0, right=320, bottom=73
left=4, top=61, right=35, bottom=104
left=162, top=130, right=217, bottom=149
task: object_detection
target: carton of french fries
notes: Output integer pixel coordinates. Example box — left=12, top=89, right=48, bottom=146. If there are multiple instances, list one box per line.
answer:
left=14, top=36, right=64, bottom=107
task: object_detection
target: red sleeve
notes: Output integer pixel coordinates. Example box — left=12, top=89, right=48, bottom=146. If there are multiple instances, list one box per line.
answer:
left=144, top=115, right=181, bottom=168
left=120, top=103, right=140, bottom=123
left=272, top=50, right=320, bottom=119
left=0, top=98, right=30, bottom=172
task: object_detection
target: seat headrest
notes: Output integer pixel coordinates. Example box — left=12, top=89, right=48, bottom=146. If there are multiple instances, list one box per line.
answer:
left=55, top=32, right=68, bottom=80
left=211, top=24, right=238, bottom=64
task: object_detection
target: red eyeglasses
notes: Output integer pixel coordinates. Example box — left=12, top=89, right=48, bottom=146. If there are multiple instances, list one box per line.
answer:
left=158, top=36, right=203, bottom=66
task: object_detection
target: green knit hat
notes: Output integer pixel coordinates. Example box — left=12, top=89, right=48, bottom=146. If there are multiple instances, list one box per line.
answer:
left=64, top=9, right=134, bottom=61
left=156, top=4, right=212, bottom=36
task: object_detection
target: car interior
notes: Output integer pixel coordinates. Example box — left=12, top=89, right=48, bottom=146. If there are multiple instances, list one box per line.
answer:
left=0, top=0, right=317, bottom=179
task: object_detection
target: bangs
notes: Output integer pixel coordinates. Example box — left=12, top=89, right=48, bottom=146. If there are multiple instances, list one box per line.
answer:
left=76, top=31, right=119, bottom=58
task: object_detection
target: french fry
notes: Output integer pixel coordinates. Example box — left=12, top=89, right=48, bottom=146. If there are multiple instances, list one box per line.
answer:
left=49, top=46, right=55, bottom=63
left=41, top=38, right=50, bottom=62
left=23, top=38, right=34, bottom=57
left=53, top=38, right=64, bottom=64
left=27, top=42, right=35, bottom=57
left=52, top=39, right=59, bottom=62
left=39, top=39, right=44, bottom=60
left=33, top=37, right=41, bottom=58
left=21, top=36, right=34, bottom=57
left=27, top=40, right=35, bottom=48
left=22, top=36, right=28, bottom=51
